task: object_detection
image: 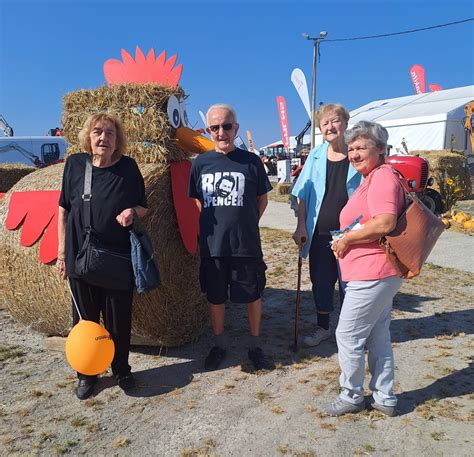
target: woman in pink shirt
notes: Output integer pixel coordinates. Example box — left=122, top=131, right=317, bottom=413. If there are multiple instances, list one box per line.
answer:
left=320, top=121, right=405, bottom=417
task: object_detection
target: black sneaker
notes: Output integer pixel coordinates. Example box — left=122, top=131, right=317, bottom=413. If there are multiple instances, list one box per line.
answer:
left=117, top=374, right=136, bottom=391
left=248, top=347, right=274, bottom=371
left=75, top=378, right=96, bottom=400
left=204, top=346, right=227, bottom=371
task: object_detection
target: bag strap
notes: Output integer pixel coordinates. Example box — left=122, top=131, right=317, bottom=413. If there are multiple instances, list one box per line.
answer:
left=82, top=157, right=93, bottom=231
left=366, top=164, right=413, bottom=206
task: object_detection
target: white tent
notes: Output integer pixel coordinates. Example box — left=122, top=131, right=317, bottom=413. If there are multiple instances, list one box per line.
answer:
left=264, top=86, right=473, bottom=154
left=348, top=85, right=473, bottom=154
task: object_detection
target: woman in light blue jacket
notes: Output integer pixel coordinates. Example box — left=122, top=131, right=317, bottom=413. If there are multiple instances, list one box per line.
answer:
left=292, top=104, right=361, bottom=346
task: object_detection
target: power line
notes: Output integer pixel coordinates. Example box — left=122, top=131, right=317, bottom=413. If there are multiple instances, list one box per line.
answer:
left=323, top=18, right=474, bottom=42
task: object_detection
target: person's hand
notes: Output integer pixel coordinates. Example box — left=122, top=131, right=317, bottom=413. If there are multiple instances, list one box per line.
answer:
left=331, top=237, right=349, bottom=259
left=116, top=208, right=136, bottom=227
left=56, top=258, right=67, bottom=280
left=292, top=226, right=308, bottom=247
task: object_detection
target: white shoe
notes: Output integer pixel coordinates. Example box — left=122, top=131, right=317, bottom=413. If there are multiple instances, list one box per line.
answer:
left=303, top=326, right=332, bottom=346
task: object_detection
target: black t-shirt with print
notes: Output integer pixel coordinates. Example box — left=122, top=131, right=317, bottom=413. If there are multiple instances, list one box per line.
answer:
left=188, top=148, right=272, bottom=258
left=59, top=153, right=147, bottom=278
left=315, top=158, right=349, bottom=235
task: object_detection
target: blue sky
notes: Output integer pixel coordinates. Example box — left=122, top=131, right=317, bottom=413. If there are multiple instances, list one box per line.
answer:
left=1, top=0, right=473, bottom=148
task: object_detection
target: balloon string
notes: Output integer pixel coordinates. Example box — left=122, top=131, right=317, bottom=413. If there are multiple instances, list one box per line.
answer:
left=67, top=278, right=83, bottom=321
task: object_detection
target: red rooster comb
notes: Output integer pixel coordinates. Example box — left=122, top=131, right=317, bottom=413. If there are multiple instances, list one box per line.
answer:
left=104, top=46, right=183, bottom=87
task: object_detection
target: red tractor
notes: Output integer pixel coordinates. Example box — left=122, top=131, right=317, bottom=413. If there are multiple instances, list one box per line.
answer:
left=385, top=155, right=444, bottom=214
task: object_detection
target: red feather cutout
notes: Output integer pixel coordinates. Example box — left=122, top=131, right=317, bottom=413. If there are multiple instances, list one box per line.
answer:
left=6, top=191, right=60, bottom=264
left=103, top=46, right=183, bottom=87
left=170, top=161, right=200, bottom=255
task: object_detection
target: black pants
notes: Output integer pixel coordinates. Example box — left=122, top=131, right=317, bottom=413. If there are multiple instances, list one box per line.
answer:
left=308, top=233, right=345, bottom=313
left=69, top=277, right=133, bottom=379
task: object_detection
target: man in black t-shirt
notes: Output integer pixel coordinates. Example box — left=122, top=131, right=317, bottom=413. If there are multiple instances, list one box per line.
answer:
left=189, top=104, right=273, bottom=371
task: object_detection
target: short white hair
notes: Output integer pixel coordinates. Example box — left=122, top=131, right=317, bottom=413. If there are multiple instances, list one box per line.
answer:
left=206, top=104, right=238, bottom=124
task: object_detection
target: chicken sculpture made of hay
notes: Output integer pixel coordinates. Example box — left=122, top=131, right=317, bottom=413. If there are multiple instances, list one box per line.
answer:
left=0, top=46, right=216, bottom=346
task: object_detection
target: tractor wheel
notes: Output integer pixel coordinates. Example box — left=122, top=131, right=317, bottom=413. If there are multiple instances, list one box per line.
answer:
left=420, top=189, right=445, bottom=215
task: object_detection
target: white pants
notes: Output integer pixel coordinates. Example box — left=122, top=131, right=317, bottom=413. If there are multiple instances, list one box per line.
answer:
left=336, top=276, right=403, bottom=407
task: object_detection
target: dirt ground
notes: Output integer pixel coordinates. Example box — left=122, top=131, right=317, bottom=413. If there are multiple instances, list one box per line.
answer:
left=1, top=228, right=473, bottom=456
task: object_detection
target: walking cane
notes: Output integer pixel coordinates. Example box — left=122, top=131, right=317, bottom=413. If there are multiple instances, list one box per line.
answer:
left=293, top=237, right=306, bottom=352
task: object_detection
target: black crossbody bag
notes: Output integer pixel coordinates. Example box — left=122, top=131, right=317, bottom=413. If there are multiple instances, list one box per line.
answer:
left=74, top=158, right=134, bottom=290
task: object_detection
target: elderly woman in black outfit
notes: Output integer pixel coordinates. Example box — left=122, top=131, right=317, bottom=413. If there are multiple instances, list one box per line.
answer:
left=57, top=113, right=147, bottom=400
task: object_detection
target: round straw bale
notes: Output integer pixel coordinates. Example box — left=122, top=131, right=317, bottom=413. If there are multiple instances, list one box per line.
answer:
left=276, top=182, right=292, bottom=195
left=0, top=162, right=208, bottom=346
left=413, top=150, right=472, bottom=199
left=0, top=163, right=36, bottom=192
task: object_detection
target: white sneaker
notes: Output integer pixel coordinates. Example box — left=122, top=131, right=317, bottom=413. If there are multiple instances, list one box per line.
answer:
left=303, top=326, right=332, bottom=346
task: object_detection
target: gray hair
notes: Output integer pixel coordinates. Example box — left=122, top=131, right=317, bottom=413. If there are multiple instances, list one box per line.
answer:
left=206, top=104, right=238, bottom=124
left=344, top=121, right=389, bottom=149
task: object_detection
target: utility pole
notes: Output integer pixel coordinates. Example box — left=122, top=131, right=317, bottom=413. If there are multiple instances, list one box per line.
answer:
left=303, top=31, right=327, bottom=149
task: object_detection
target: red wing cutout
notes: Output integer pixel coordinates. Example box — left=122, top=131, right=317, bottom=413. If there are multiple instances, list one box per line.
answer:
left=6, top=191, right=60, bottom=264
left=170, top=161, right=200, bottom=255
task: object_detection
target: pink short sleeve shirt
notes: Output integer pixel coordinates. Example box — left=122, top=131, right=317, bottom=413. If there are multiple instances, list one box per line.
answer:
left=338, top=165, right=405, bottom=281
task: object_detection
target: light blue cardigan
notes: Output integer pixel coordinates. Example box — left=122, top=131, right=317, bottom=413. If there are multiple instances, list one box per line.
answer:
left=291, top=142, right=362, bottom=258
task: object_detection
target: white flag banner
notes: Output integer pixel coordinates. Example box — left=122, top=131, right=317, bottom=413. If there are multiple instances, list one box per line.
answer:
left=199, top=110, right=207, bottom=128
left=291, top=68, right=311, bottom=120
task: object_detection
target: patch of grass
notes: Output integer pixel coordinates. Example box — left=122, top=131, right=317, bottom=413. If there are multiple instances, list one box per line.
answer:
left=435, top=332, right=465, bottom=340
left=31, top=389, right=52, bottom=398
left=320, top=422, right=337, bottom=431
left=71, top=416, right=87, bottom=427
left=431, top=431, right=448, bottom=441
left=54, top=440, right=78, bottom=454
left=306, top=404, right=318, bottom=413
left=2, top=435, right=15, bottom=446
left=256, top=390, right=272, bottom=403
left=180, top=438, right=216, bottom=457
left=86, top=423, right=101, bottom=433
left=114, top=436, right=131, bottom=448
left=0, top=344, right=26, bottom=362
left=277, top=444, right=291, bottom=454
left=361, top=443, right=376, bottom=453
left=271, top=405, right=285, bottom=414
left=311, top=383, right=326, bottom=394
left=84, top=397, right=105, bottom=408
left=187, top=400, right=197, bottom=410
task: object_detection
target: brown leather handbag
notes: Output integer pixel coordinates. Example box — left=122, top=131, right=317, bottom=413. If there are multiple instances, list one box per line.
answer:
left=378, top=170, right=445, bottom=279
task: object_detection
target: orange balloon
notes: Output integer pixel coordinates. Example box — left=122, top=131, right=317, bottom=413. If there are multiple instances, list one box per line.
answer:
left=65, top=320, right=115, bottom=375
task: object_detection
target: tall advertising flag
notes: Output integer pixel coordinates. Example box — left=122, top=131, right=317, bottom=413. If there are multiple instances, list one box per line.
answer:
left=291, top=68, right=311, bottom=120
left=246, top=130, right=255, bottom=153
left=409, top=64, right=427, bottom=94
left=276, top=96, right=291, bottom=150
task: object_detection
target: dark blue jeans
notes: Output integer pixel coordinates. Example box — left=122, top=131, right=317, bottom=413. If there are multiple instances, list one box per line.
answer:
left=308, top=233, right=345, bottom=313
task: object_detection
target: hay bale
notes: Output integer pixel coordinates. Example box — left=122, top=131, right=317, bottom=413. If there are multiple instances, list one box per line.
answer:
left=0, top=163, right=208, bottom=346
left=62, top=84, right=189, bottom=164
left=412, top=150, right=472, bottom=199
left=0, top=163, right=36, bottom=192
left=276, top=182, right=292, bottom=195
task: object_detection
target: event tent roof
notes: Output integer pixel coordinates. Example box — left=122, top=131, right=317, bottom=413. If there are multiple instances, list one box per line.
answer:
left=262, top=85, right=473, bottom=154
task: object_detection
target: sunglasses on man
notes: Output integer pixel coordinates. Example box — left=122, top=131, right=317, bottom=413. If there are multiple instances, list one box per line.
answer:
left=207, top=123, right=234, bottom=133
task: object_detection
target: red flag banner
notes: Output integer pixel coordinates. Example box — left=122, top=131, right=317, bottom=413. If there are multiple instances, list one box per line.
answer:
left=409, top=64, right=426, bottom=94
left=429, top=83, right=443, bottom=92
left=276, top=96, right=291, bottom=150
left=246, top=130, right=255, bottom=153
